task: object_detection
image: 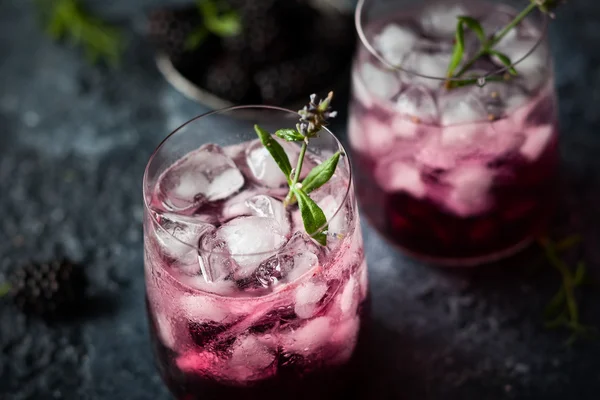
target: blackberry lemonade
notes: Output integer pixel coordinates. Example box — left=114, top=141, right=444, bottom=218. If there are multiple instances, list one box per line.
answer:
left=350, top=0, right=559, bottom=265
left=143, top=105, right=367, bottom=400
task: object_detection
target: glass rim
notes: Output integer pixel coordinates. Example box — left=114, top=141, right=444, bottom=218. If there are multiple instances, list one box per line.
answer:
left=143, top=104, right=354, bottom=258
left=355, top=0, right=550, bottom=82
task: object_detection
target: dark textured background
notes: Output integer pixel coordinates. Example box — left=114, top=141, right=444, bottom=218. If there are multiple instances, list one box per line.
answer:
left=1, top=1, right=599, bottom=399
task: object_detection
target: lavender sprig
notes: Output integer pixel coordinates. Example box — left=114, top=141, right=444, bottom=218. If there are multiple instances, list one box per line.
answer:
left=254, top=92, right=341, bottom=246
left=445, top=0, right=565, bottom=89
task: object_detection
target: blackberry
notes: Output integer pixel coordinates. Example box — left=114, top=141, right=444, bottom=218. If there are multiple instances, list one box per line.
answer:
left=224, top=0, right=316, bottom=67
left=9, top=259, right=86, bottom=319
left=200, top=56, right=259, bottom=103
left=254, top=52, right=337, bottom=105
left=147, top=6, right=203, bottom=63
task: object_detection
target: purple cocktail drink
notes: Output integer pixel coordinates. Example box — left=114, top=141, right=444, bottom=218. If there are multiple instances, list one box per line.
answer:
left=350, top=0, right=559, bottom=264
left=143, top=106, right=367, bottom=399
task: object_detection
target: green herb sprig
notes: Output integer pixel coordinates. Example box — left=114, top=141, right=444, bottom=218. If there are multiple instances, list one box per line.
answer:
left=254, top=92, right=342, bottom=246
left=539, top=236, right=597, bottom=346
left=185, top=0, right=242, bottom=51
left=36, top=0, right=124, bottom=67
left=445, top=0, right=565, bottom=89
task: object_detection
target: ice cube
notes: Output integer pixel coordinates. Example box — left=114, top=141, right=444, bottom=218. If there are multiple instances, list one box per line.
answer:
left=358, top=259, right=369, bottom=299
left=220, top=189, right=259, bottom=222
left=439, top=89, right=489, bottom=126
left=395, top=85, right=439, bottom=124
left=439, top=89, right=489, bottom=146
left=360, top=62, right=402, bottom=100
left=254, top=232, right=320, bottom=287
left=373, top=24, right=418, bottom=66
left=421, top=3, right=468, bottom=37
left=520, top=125, right=554, bottom=161
left=155, top=313, right=176, bottom=350
left=281, top=316, right=333, bottom=354
left=317, top=194, right=347, bottom=236
left=182, top=275, right=238, bottom=296
left=375, top=160, right=426, bottom=198
left=473, top=80, right=529, bottom=117
left=294, top=280, right=328, bottom=319
left=445, top=166, right=495, bottom=217
left=329, top=317, right=360, bottom=365
left=158, top=144, right=245, bottom=213
left=216, top=216, right=288, bottom=278
left=246, top=195, right=291, bottom=237
left=493, top=37, right=548, bottom=91
left=245, top=139, right=294, bottom=189
left=415, top=133, right=459, bottom=170
left=339, top=277, right=359, bottom=317
left=180, top=294, right=230, bottom=323
left=401, top=52, right=450, bottom=90
left=354, top=115, right=396, bottom=157
left=176, top=350, right=220, bottom=374
left=229, top=335, right=276, bottom=371
left=154, top=212, right=215, bottom=267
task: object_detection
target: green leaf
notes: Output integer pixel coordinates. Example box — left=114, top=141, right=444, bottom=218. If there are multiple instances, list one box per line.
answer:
left=185, top=27, right=208, bottom=51
left=275, top=129, right=305, bottom=142
left=301, top=151, right=341, bottom=194
left=205, top=11, right=241, bottom=37
left=197, top=0, right=241, bottom=38
left=488, top=50, right=518, bottom=75
left=0, top=282, right=10, bottom=297
left=293, top=188, right=328, bottom=246
left=253, top=125, right=292, bottom=182
left=458, top=16, right=486, bottom=42
left=446, top=20, right=465, bottom=77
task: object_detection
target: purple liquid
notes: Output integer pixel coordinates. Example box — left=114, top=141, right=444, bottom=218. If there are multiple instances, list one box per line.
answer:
left=147, top=299, right=370, bottom=400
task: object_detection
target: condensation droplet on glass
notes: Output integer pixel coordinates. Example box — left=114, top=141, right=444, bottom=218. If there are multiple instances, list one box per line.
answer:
left=477, top=77, right=487, bottom=87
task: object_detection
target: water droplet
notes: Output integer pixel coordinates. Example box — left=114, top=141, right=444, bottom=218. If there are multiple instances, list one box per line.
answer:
left=477, top=77, right=487, bottom=87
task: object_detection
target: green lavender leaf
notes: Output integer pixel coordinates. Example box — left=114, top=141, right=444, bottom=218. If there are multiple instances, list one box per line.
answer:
left=301, top=151, right=341, bottom=194
left=293, top=188, right=328, bottom=246
left=254, top=125, right=292, bottom=183
left=555, top=234, right=583, bottom=252
left=446, top=20, right=465, bottom=77
left=458, top=16, right=486, bottom=42
left=488, top=50, right=518, bottom=75
left=275, top=129, right=305, bottom=142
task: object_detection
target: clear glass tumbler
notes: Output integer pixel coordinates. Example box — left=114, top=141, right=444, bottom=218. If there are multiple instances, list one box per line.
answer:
left=143, top=106, right=368, bottom=399
left=349, top=0, right=559, bottom=265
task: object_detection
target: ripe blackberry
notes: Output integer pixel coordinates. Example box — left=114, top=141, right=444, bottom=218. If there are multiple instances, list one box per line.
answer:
left=224, top=0, right=315, bottom=67
left=9, top=259, right=86, bottom=319
left=254, top=52, right=337, bottom=105
left=200, top=56, right=259, bottom=103
left=147, top=6, right=203, bottom=63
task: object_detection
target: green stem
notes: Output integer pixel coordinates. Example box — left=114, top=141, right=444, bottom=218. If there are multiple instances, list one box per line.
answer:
left=284, top=140, right=308, bottom=207
left=490, top=2, right=537, bottom=47
left=453, top=2, right=538, bottom=79
left=540, top=239, right=579, bottom=325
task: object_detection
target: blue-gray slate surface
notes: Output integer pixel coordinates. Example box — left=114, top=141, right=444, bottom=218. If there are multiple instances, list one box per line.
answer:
left=1, top=1, right=599, bottom=399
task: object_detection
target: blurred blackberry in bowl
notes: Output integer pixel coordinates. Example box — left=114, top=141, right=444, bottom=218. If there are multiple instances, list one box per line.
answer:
left=148, top=0, right=356, bottom=111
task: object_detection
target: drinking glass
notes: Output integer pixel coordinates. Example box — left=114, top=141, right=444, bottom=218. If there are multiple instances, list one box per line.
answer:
left=349, top=0, right=558, bottom=265
left=143, top=106, right=368, bottom=399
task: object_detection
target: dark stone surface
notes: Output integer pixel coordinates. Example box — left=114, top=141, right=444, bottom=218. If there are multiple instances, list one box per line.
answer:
left=1, top=1, right=599, bottom=399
